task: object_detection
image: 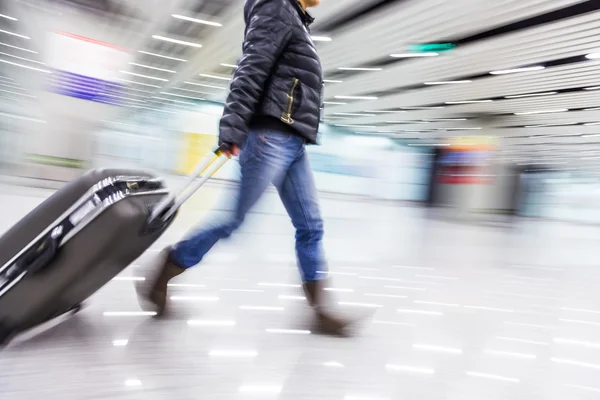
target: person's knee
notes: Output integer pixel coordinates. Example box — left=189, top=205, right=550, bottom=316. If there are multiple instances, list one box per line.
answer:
left=296, top=218, right=324, bottom=243
left=216, top=216, right=244, bottom=238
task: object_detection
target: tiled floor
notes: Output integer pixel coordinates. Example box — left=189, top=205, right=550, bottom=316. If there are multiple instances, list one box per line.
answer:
left=2, top=183, right=600, bottom=399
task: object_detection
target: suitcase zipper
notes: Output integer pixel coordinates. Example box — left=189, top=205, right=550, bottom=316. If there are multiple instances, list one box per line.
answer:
left=281, top=78, right=299, bottom=125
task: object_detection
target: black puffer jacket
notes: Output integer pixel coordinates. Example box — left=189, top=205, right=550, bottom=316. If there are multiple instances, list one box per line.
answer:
left=219, top=0, right=323, bottom=148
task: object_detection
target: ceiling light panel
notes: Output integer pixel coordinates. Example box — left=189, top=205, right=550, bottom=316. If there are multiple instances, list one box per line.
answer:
left=515, top=109, right=569, bottom=115
left=115, top=78, right=161, bottom=88
left=160, top=91, right=204, bottom=101
left=334, top=95, right=378, bottom=100
left=489, top=66, right=545, bottom=75
left=129, top=63, right=176, bottom=73
left=0, top=29, right=30, bottom=40
left=505, top=92, right=558, bottom=99
left=337, top=67, right=383, bottom=71
left=424, top=80, right=471, bottom=85
left=311, top=36, right=332, bottom=42
left=184, top=81, right=226, bottom=90
left=119, top=71, right=169, bottom=81
left=173, top=87, right=217, bottom=96
left=172, top=14, right=222, bottom=27
left=0, top=51, right=44, bottom=65
left=138, top=51, right=187, bottom=62
left=0, top=59, right=50, bottom=73
left=198, top=73, right=231, bottom=81
left=445, top=100, right=493, bottom=104
left=0, top=14, right=17, bottom=21
left=334, top=112, right=376, bottom=117
left=152, top=35, right=202, bottom=48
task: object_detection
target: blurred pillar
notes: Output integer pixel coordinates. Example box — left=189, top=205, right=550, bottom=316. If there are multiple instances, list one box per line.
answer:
left=447, top=114, right=501, bottom=220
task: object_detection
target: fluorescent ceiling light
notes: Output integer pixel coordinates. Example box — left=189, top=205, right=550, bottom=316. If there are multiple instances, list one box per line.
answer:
left=0, top=82, right=22, bottom=90
left=152, top=35, right=202, bottom=48
left=115, top=78, right=161, bottom=88
left=0, top=58, right=50, bottom=73
left=365, top=110, right=405, bottom=113
left=110, top=95, right=146, bottom=103
left=403, top=106, right=445, bottom=109
left=505, top=92, right=557, bottom=99
left=515, top=109, right=569, bottom=115
left=151, top=96, right=194, bottom=105
left=0, top=88, right=35, bottom=98
left=525, top=122, right=577, bottom=128
left=585, top=52, right=600, bottom=59
left=338, top=67, right=383, bottom=71
left=438, top=127, right=482, bottom=130
left=129, top=105, right=176, bottom=114
left=428, top=118, right=467, bottom=121
left=172, top=14, right=222, bottom=27
left=138, top=50, right=187, bottom=62
left=0, top=14, right=18, bottom=21
left=390, top=52, right=439, bottom=58
left=584, top=86, right=600, bottom=90
left=184, top=81, right=226, bottom=90
left=323, top=101, right=347, bottom=105
left=173, top=87, right=217, bottom=96
left=311, top=36, right=332, bottom=42
left=445, top=100, right=492, bottom=104
left=119, top=70, right=169, bottom=82
left=335, top=95, right=378, bottom=100
left=198, top=73, right=231, bottom=81
left=489, top=65, right=545, bottom=75
left=129, top=63, right=176, bottom=73
left=160, top=91, right=204, bottom=101
left=323, top=79, right=343, bottom=83
left=0, top=51, right=44, bottom=65
left=0, top=29, right=30, bottom=40
left=424, top=80, right=471, bottom=85
left=124, top=86, right=154, bottom=94
left=220, top=63, right=237, bottom=68
left=334, top=112, right=376, bottom=117
left=334, top=124, right=376, bottom=128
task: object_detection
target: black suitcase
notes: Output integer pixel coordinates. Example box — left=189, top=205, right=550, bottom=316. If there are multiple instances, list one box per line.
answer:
left=0, top=151, right=228, bottom=346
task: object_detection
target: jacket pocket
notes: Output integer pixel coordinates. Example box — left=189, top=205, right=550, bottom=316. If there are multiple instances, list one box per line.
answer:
left=280, top=77, right=299, bottom=125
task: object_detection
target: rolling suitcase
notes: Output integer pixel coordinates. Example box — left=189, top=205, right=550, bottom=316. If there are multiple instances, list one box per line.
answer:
left=0, top=150, right=228, bottom=346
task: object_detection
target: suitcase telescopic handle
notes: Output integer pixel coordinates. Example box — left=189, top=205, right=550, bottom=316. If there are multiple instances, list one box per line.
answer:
left=148, top=148, right=230, bottom=223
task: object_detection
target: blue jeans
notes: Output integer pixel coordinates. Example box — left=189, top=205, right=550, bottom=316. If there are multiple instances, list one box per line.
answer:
left=170, top=128, right=327, bottom=282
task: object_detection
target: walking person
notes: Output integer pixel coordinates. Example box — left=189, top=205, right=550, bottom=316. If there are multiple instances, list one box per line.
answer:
left=140, top=0, right=357, bottom=335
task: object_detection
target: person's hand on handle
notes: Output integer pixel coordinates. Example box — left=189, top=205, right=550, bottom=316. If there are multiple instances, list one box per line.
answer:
left=223, top=145, right=240, bottom=158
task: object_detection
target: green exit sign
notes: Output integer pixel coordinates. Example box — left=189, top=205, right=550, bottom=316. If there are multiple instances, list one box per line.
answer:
left=409, top=43, right=456, bottom=53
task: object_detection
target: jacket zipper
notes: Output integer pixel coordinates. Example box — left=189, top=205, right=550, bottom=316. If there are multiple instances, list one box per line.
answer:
left=281, top=78, right=299, bottom=124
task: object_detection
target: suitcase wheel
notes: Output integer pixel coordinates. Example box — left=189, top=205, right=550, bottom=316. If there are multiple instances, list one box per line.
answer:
left=0, top=323, right=15, bottom=349
left=68, top=303, right=84, bottom=315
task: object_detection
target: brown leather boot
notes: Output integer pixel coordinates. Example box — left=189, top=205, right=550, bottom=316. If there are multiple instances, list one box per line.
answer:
left=137, top=247, right=185, bottom=317
left=303, top=280, right=353, bottom=336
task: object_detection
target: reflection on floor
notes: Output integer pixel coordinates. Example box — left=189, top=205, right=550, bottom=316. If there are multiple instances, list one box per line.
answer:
left=2, top=184, right=600, bottom=399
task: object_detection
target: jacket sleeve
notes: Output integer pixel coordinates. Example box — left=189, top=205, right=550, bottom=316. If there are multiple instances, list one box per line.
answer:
left=218, top=0, right=293, bottom=149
